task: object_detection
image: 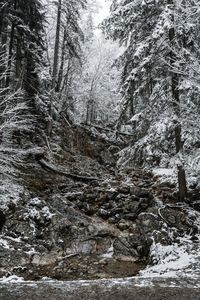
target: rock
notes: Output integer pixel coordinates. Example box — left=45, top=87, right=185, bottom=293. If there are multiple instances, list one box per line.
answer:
left=117, top=185, right=130, bottom=194
left=136, top=213, right=162, bottom=233
left=113, top=233, right=152, bottom=262
left=59, top=218, right=72, bottom=231
left=158, top=182, right=176, bottom=189
left=126, top=201, right=139, bottom=213
left=117, top=220, right=130, bottom=231
left=130, top=195, right=140, bottom=201
left=108, top=145, right=121, bottom=154
left=99, top=258, right=108, bottom=266
left=138, top=198, right=151, bottom=211
left=129, top=187, right=151, bottom=198
left=102, top=202, right=114, bottom=210
left=98, top=209, right=110, bottom=219
left=124, top=213, right=138, bottom=221
left=191, top=200, right=200, bottom=211
left=115, top=194, right=127, bottom=201
left=159, top=207, right=194, bottom=233
left=111, top=207, right=123, bottom=215
left=0, top=211, right=6, bottom=232
left=109, top=217, right=120, bottom=224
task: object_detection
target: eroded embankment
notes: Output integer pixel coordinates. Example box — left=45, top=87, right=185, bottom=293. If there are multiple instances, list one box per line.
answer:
left=0, top=126, right=199, bottom=280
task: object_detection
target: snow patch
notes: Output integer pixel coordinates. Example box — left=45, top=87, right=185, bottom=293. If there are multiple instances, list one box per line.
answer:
left=153, top=168, right=174, bottom=177
left=41, top=206, right=55, bottom=220
left=140, top=234, right=200, bottom=278
left=29, top=198, right=42, bottom=206
left=0, top=179, right=23, bottom=211
left=0, top=275, right=25, bottom=283
left=0, top=238, right=10, bottom=249
left=102, top=244, right=114, bottom=258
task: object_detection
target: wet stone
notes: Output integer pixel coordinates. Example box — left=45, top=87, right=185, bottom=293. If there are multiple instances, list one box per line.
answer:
left=124, top=213, right=138, bottom=221
left=117, top=220, right=130, bottom=231
left=117, top=185, right=130, bottom=194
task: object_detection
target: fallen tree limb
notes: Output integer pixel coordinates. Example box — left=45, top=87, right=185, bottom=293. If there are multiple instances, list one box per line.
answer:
left=82, top=123, right=134, bottom=137
left=39, top=159, right=98, bottom=183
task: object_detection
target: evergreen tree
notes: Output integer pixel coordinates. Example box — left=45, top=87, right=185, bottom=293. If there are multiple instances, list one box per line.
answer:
left=0, top=0, right=46, bottom=146
left=103, top=0, right=200, bottom=199
left=47, top=0, right=86, bottom=134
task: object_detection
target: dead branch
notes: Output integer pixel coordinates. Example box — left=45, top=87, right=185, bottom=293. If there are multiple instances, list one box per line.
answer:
left=39, top=159, right=98, bottom=183
left=82, top=123, right=134, bottom=137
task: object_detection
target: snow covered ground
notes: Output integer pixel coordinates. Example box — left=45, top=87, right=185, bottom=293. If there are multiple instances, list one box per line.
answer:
left=140, top=168, right=200, bottom=279
left=140, top=234, right=200, bottom=279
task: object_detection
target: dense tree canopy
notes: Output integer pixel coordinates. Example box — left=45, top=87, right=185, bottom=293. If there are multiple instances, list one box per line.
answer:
left=103, top=1, right=200, bottom=172
left=0, top=0, right=200, bottom=188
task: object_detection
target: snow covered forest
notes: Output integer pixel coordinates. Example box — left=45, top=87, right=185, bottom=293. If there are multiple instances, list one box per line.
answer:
left=0, top=0, right=200, bottom=294
left=0, top=0, right=200, bottom=188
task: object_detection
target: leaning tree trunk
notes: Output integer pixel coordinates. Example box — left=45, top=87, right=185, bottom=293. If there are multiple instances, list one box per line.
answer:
left=168, top=0, right=187, bottom=201
left=48, top=0, right=62, bottom=136
left=57, top=27, right=66, bottom=94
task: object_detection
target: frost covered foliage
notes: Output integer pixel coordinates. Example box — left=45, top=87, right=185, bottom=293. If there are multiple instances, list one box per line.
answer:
left=0, top=1, right=47, bottom=178
left=0, top=86, right=38, bottom=178
left=103, top=0, right=200, bottom=174
left=73, top=35, right=121, bottom=125
left=0, top=179, right=23, bottom=211
left=44, top=0, right=87, bottom=124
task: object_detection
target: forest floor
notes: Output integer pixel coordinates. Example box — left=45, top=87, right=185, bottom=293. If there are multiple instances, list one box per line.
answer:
left=0, top=125, right=200, bottom=281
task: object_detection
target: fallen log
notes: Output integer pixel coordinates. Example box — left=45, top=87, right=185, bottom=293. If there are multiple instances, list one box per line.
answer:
left=39, top=159, right=98, bottom=183
left=82, top=123, right=134, bottom=137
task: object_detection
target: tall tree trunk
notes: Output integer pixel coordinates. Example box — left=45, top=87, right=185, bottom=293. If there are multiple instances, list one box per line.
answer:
left=0, top=3, right=6, bottom=38
left=0, top=21, right=8, bottom=89
left=5, top=0, right=17, bottom=89
left=48, top=0, right=62, bottom=136
left=51, top=0, right=61, bottom=91
left=168, top=0, right=187, bottom=201
left=57, top=27, right=67, bottom=95
left=15, top=34, right=23, bottom=90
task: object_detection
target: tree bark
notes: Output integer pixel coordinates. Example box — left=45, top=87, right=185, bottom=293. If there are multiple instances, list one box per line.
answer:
left=168, top=0, right=187, bottom=202
left=57, top=27, right=66, bottom=94
left=48, top=0, right=62, bottom=136
left=52, top=0, right=62, bottom=91
left=178, top=165, right=187, bottom=201
left=6, top=0, right=17, bottom=89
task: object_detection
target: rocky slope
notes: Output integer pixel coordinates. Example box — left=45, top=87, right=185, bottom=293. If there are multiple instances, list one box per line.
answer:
left=0, top=126, right=199, bottom=281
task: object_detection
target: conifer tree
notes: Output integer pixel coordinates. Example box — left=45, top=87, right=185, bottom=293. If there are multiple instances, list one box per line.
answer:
left=103, top=0, right=200, bottom=199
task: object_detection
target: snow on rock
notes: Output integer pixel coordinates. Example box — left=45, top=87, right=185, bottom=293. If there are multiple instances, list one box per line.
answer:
left=140, top=237, right=198, bottom=278
left=41, top=206, right=55, bottom=220
left=23, top=198, right=54, bottom=224
left=0, top=179, right=24, bottom=211
left=25, top=207, right=40, bottom=220
left=0, top=238, right=10, bottom=249
left=153, top=168, right=177, bottom=183
left=24, top=248, right=37, bottom=256
left=0, top=275, right=25, bottom=283
left=140, top=206, right=200, bottom=278
left=102, top=244, right=114, bottom=258
left=153, top=168, right=174, bottom=177
left=29, top=198, right=42, bottom=206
